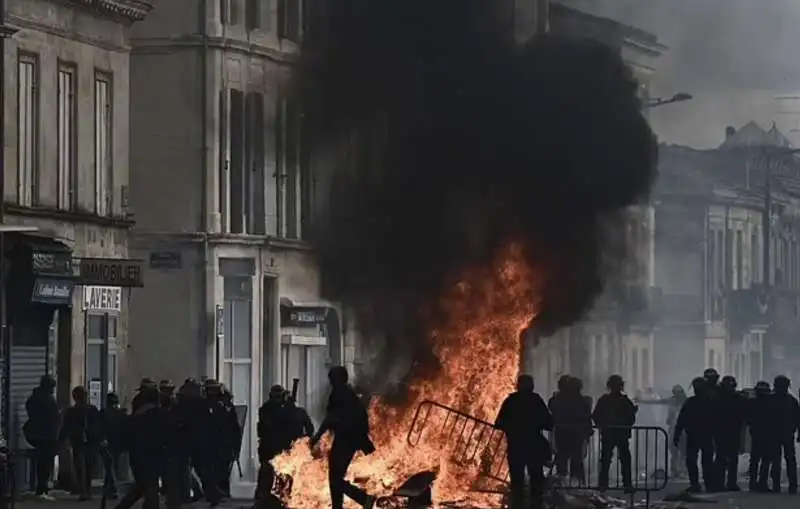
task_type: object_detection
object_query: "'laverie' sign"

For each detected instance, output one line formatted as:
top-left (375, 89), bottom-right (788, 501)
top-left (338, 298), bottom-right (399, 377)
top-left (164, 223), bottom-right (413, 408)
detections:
top-left (83, 286), bottom-right (122, 313)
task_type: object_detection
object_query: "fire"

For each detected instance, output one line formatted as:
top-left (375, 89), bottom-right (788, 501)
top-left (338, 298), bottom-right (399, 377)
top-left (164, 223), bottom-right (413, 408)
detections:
top-left (272, 243), bottom-right (542, 508)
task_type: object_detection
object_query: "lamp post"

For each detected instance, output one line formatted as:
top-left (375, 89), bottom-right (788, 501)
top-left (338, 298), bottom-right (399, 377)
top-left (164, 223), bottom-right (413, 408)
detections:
top-left (645, 92), bottom-right (693, 110)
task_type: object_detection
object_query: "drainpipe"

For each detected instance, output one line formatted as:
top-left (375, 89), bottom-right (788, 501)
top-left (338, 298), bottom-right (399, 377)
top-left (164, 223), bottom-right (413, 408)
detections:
top-left (199, 0), bottom-right (213, 378)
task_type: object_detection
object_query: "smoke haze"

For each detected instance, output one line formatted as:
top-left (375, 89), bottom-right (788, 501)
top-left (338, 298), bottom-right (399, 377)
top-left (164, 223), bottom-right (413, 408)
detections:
top-left (561, 0), bottom-right (800, 148)
top-left (294, 0), bottom-right (658, 390)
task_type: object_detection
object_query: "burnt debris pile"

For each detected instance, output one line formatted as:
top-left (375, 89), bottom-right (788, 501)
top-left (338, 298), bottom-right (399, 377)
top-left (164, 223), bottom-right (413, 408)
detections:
top-left (291, 0), bottom-right (658, 389)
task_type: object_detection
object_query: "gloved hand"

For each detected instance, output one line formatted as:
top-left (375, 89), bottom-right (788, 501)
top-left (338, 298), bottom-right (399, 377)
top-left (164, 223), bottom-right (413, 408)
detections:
top-left (672, 436), bottom-right (680, 448)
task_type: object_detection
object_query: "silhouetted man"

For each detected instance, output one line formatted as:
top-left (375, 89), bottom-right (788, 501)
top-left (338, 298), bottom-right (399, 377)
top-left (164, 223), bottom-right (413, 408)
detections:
top-left (100, 392), bottom-right (127, 499)
top-left (770, 375), bottom-right (799, 493)
top-left (311, 366), bottom-right (376, 509)
top-left (746, 381), bottom-right (777, 492)
top-left (495, 374), bottom-right (553, 509)
top-left (675, 377), bottom-right (716, 493)
top-left (548, 376), bottom-right (591, 483)
top-left (592, 374), bottom-right (636, 493)
top-left (713, 376), bottom-right (745, 491)
top-left (254, 385), bottom-right (291, 508)
top-left (115, 384), bottom-right (166, 509)
top-left (60, 386), bottom-right (101, 500)
top-left (23, 375), bottom-right (60, 500)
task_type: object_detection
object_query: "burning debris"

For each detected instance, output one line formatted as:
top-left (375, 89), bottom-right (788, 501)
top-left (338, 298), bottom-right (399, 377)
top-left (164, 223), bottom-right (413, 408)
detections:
top-left (270, 0), bottom-right (659, 506)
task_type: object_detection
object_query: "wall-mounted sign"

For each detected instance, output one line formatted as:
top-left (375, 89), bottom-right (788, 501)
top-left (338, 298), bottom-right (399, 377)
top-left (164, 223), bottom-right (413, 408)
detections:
top-left (215, 305), bottom-right (225, 338)
top-left (83, 286), bottom-right (122, 313)
top-left (150, 251), bottom-right (182, 269)
top-left (280, 334), bottom-right (327, 347)
top-left (32, 250), bottom-right (75, 278)
top-left (280, 306), bottom-right (329, 327)
top-left (77, 258), bottom-right (144, 287)
top-left (31, 278), bottom-right (74, 305)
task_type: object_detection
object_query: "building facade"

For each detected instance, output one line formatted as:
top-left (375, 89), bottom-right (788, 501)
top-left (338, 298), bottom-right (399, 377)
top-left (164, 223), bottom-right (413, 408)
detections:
top-left (128, 0), bottom-right (350, 484)
top-left (657, 122), bottom-right (800, 391)
top-left (0, 0), bottom-right (150, 452)
top-left (524, 3), bottom-right (665, 399)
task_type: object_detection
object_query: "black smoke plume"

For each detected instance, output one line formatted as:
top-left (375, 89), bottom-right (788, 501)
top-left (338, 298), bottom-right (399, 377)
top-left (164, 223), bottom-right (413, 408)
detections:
top-left (293, 0), bottom-right (658, 389)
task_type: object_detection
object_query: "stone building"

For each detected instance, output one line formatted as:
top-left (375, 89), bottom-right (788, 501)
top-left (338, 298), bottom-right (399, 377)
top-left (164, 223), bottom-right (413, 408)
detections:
top-left (657, 122), bottom-right (800, 390)
top-left (127, 0), bottom-right (349, 484)
top-left (524, 3), bottom-right (665, 399)
top-left (0, 0), bottom-right (150, 452)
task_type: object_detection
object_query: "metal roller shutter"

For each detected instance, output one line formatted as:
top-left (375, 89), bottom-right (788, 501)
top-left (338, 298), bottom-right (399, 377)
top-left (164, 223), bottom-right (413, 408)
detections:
top-left (9, 345), bottom-right (47, 449)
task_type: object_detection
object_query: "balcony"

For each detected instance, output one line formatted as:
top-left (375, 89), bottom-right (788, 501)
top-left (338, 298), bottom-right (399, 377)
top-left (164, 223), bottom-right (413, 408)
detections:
top-left (599, 283), bottom-right (663, 328)
top-left (727, 284), bottom-right (800, 335)
top-left (661, 293), bottom-right (705, 324)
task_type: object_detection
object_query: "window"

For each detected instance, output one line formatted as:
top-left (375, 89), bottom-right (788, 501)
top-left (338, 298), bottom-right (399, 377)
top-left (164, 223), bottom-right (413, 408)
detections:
top-left (57, 64), bottom-right (77, 210)
top-left (229, 89), bottom-right (245, 233)
top-left (751, 231), bottom-right (760, 284)
top-left (735, 229), bottom-right (743, 289)
top-left (245, 0), bottom-right (261, 30)
top-left (221, 0), bottom-right (241, 25)
top-left (245, 92), bottom-right (266, 234)
top-left (278, 98), bottom-right (309, 239)
top-left (219, 90), bottom-right (229, 232)
top-left (17, 53), bottom-right (39, 206)
top-left (278, 0), bottom-right (302, 42)
top-left (94, 73), bottom-right (113, 216)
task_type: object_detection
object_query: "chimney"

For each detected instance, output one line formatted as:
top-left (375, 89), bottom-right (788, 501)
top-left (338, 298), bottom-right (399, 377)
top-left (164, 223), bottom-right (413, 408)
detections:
top-left (725, 126), bottom-right (736, 140)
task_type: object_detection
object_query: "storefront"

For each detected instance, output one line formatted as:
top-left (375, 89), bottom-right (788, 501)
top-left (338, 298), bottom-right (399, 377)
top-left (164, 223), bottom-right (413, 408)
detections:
top-left (82, 285), bottom-right (122, 408)
top-left (279, 302), bottom-right (342, 424)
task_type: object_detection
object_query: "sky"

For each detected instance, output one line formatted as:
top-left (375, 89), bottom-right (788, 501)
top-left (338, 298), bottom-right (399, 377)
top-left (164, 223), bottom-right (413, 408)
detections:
top-left (559, 0), bottom-right (800, 148)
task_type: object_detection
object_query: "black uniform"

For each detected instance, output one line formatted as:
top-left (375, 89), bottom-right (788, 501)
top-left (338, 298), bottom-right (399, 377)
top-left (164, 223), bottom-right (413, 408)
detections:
top-left (746, 382), bottom-right (777, 492)
top-left (312, 366), bottom-right (375, 509)
top-left (100, 393), bottom-right (128, 498)
top-left (115, 389), bottom-right (167, 509)
top-left (60, 387), bottom-right (101, 500)
top-left (548, 378), bottom-right (591, 482)
top-left (495, 375), bottom-right (553, 509)
top-left (674, 378), bottom-right (715, 492)
top-left (592, 376), bottom-right (636, 492)
top-left (255, 387), bottom-right (293, 508)
top-left (23, 376), bottom-right (60, 497)
top-left (771, 376), bottom-right (800, 493)
top-left (175, 379), bottom-right (205, 503)
top-left (712, 378), bottom-right (746, 491)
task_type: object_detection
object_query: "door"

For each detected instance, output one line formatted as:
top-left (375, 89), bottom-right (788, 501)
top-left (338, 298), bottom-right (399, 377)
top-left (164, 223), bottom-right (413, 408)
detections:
top-left (281, 343), bottom-right (328, 426)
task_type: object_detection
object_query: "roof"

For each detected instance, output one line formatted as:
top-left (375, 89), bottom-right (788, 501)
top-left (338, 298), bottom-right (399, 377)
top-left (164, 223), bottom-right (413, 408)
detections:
top-left (719, 121), bottom-right (793, 150)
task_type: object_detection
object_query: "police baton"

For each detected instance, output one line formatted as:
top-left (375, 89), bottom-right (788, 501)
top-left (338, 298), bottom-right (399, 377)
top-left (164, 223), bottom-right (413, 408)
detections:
top-left (236, 458), bottom-right (244, 478)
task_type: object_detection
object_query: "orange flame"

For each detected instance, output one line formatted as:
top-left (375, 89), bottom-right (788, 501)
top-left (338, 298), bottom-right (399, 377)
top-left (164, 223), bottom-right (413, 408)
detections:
top-left (272, 242), bottom-right (542, 507)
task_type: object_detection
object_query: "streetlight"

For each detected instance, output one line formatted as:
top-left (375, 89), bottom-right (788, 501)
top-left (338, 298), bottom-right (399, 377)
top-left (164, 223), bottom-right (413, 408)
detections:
top-left (645, 92), bottom-right (693, 109)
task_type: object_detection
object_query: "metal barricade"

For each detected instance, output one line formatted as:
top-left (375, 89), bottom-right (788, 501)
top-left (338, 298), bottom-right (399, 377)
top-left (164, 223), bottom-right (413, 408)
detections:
top-left (407, 400), bottom-right (670, 507)
top-left (546, 425), bottom-right (669, 502)
top-left (407, 400), bottom-right (510, 486)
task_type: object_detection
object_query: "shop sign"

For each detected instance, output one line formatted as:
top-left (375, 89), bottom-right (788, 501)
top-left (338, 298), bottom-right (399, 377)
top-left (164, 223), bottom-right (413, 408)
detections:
top-left (32, 250), bottom-right (75, 278)
top-left (280, 306), bottom-right (329, 327)
top-left (83, 286), bottom-right (122, 313)
top-left (77, 258), bottom-right (144, 287)
top-left (31, 278), bottom-right (74, 305)
top-left (281, 334), bottom-right (327, 347)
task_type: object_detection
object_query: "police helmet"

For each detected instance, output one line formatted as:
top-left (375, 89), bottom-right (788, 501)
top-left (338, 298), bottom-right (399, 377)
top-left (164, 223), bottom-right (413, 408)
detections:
top-left (774, 375), bottom-right (791, 392)
top-left (159, 380), bottom-right (175, 393)
top-left (754, 380), bottom-right (771, 394)
top-left (720, 375), bottom-right (737, 391)
top-left (606, 374), bottom-right (624, 391)
top-left (703, 368), bottom-right (719, 384)
top-left (691, 376), bottom-right (706, 394)
top-left (139, 377), bottom-right (157, 390)
top-left (204, 378), bottom-right (222, 396)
